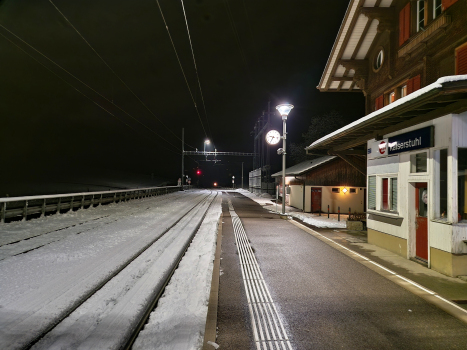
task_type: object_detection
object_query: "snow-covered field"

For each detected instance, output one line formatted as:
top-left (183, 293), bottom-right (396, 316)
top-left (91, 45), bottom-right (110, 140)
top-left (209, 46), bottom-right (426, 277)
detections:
top-left (0, 190), bottom-right (222, 350)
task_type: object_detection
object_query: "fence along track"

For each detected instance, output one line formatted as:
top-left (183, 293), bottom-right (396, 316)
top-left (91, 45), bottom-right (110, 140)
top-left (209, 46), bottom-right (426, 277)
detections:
top-left (0, 185), bottom-right (181, 223)
top-left (228, 199), bottom-right (293, 350)
top-left (8, 191), bottom-right (214, 350)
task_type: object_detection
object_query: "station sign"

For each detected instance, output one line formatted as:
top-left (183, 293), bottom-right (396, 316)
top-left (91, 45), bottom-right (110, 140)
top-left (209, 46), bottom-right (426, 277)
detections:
top-left (367, 139), bottom-right (389, 159)
top-left (367, 126), bottom-right (434, 159)
top-left (387, 126), bottom-right (434, 155)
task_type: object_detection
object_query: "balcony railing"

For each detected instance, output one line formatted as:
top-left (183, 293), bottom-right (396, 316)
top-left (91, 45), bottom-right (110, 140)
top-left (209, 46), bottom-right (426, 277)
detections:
top-left (398, 13), bottom-right (451, 58)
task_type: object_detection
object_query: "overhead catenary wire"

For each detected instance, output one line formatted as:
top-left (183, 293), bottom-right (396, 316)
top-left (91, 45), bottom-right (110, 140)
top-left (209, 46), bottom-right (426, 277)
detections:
top-left (0, 24), bottom-right (182, 154)
top-left (0, 30), bottom-right (182, 157)
top-left (156, 0), bottom-right (209, 140)
top-left (179, 0), bottom-right (213, 140)
top-left (223, 0), bottom-right (250, 73)
top-left (48, 0), bottom-right (195, 150)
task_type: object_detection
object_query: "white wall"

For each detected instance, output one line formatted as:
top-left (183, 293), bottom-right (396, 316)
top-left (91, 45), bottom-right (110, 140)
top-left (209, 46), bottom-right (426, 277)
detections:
top-left (289, 185), bottom-right (365, 213)
top-left (367, 112), bottom-right (467, 255)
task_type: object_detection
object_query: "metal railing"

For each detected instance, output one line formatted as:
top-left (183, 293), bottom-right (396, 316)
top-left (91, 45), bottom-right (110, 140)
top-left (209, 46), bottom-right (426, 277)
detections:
top-left (0, 186), bottom-right (181, 223)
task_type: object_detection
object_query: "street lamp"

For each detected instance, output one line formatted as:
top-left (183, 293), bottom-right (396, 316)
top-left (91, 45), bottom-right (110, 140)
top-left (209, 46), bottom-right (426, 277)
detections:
top-left (204, 139), bottom-right (210, 160)
top-left (232, 175), bottom-right (235, 189)
top-left (276, 103), bottom-right (294, 216)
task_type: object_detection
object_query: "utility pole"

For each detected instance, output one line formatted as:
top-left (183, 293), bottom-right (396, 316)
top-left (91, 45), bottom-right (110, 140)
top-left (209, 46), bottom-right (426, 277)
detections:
top-left (242, 162), bottom-right (244, 189)
top-left (181, 128), bottom-right (184, 188)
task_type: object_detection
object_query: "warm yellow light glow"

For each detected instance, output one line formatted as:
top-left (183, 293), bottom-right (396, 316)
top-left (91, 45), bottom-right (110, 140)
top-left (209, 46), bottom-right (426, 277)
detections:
top-left (213, 182), bottom-right (217, 187)
top-left (205, 139), bottom-right (211, 145)
top-left (342, 187), bottom-right (348, 194)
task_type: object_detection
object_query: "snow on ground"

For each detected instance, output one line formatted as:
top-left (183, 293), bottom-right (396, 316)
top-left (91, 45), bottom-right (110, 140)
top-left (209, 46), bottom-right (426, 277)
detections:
top-left (236, 189), bottom-right (347, 228)
top-left (0, 190), bottom-right (222, 349)
top-left (133, 194), bottom-right (222, 350)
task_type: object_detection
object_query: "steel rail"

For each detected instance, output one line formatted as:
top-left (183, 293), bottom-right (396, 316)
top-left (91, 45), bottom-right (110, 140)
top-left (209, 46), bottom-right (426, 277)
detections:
top-left (122, 191), bottom-right (218, 350)
top-left (19, 191), bottom-right (214, 350)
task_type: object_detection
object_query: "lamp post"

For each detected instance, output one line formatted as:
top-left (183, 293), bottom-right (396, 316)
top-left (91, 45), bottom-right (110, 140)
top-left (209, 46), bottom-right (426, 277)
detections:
top-left (276, 103), bottom-right (294, 216)
top-left (204, 139), bottom-right (210, 160)
top-left (232, 175), bottom-right (235, 189)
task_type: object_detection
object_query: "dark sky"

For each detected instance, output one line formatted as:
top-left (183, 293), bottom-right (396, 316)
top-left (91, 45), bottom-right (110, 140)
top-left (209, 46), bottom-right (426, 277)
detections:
top-left (0, 0), bottom-right (364, 196)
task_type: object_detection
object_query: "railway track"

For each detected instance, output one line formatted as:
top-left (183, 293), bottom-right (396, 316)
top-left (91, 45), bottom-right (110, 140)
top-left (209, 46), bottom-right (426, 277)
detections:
top-left (0, 190), bottom-right (218, 349)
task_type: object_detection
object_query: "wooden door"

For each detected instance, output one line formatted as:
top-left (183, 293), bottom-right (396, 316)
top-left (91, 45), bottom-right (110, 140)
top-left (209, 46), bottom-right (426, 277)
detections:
top-left (415, 183), bottom-right (428, 261)
top-left (311, 188), bottom-right (322, 213)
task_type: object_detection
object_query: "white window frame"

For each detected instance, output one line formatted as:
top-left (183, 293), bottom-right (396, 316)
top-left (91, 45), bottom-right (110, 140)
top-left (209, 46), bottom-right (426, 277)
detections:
top-left (433, 0), bottom-right (442, 19)
top-left (400, 85), bottom-right (407, 98)
top-left (381, 176), bottom-right (398, 213)
top-left (417, 1), bottom-right (425, 32)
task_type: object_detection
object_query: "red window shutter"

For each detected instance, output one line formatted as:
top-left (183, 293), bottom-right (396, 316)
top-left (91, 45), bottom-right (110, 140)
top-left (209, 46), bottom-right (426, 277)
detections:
top-left (406, 75), bottom-right (421, 95)
top-left (412, 75), bottom-right (421, 92)
top-left (375, 95), bottom-right (384, 111)
top-left (382, 178), bottom-right (389, 210)
top-left (406, 78), bottom-right (414, 95)
top-left (457, 45), bottom-right (467, 75)
top-left (399, 7), bottom-right (405, 46)
top-left (404, 4), bottom-right (410, 43)
top-left (442, 0), bottom-right (458, 10)
top-left (399, 3), bottom-right (411, 46)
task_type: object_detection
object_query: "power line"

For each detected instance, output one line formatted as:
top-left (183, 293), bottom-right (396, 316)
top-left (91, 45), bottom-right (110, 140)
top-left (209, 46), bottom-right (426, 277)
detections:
top-left (223, 0), bottom-right (249, 71)
top-left (0, 24), bottom-right (182, 154)
top-left (156, 0), bottom-right (209, 140)
top-left (48, 0), bottom-right (195, 150)
top-left (179, 0), bottom-right (213, 139)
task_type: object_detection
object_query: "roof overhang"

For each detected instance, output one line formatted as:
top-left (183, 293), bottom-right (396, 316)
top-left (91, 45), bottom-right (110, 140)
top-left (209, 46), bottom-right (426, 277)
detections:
top-left (318, 0), bottom-right (394, 92)
top-left (307, 76), bottom-right (467, 155)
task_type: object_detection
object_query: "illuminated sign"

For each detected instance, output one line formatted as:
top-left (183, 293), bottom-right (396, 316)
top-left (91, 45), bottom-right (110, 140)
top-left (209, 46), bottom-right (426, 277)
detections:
top-left (387, 126), bottom-right (434, 155)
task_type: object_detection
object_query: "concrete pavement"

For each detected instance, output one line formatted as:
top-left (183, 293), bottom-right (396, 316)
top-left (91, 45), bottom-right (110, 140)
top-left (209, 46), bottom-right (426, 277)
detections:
top-left (211, 191), bottom-right (467, 350)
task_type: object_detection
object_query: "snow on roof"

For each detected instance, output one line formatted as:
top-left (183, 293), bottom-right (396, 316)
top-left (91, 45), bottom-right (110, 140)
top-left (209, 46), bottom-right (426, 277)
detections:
top-left (271, 156), bottom-right (336, 177)
top-left (307, 75), bottom-right (467, 149)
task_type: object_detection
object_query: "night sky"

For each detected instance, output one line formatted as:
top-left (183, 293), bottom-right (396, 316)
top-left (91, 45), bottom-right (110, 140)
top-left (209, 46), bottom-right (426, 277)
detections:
top-left (1, 0), bottom-right (365, 196)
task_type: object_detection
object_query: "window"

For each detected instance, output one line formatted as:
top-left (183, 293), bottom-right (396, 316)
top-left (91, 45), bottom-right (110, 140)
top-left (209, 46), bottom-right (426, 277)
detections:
top-left (399, 3), bottom-right (411, 46)
top-left (417, 1), bottom-right (425, 32)
top-left (400, 85), bottom-right (407, 98)
top-left (368, 176), bottom-right (376, 210)
top-left (456, 43), bottom-right (467, 75)
top-left (391, 178), bottom-right (398, 211)
top-left (458, 148), bottom-right (467, 222)
top-left (332, 188), bottom-right (340, 193)
top-left (434, 0), bottom-right (442, 18)
top-left (435, 149), bottom-right (448, 219)
top-left (411, 152), bottom-right (428, 173)
top-left (349, 188), bottom-right (356, 194)
top-left (374, 50), bottom-right (384, 70)
top-left (389, 92), bottom-right (395, 104)
top-left (382, 177), bottom-right (398, 211)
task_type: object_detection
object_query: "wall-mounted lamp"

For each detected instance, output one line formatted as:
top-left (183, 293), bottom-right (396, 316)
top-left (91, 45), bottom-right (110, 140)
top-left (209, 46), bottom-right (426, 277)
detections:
top-left (342, 187), bottom-right (348, 194)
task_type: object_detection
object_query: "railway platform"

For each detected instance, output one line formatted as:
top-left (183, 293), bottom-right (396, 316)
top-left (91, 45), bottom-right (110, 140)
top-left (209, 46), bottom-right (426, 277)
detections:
top-left (206, 191), bottom-right (467, 350)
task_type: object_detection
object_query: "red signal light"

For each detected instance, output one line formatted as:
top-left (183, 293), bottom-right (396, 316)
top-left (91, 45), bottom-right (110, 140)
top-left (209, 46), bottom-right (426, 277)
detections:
top-left (196, 169), bottom-right (201, 175)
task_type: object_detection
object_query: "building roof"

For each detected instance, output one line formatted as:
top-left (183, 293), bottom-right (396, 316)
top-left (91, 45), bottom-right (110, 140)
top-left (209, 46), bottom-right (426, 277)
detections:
top-left (271, 156), bottom-right (336, 177)
top-left (318, 0), bottom-right (393, 92)
top-left (307, 75), bottom-right (467, 154)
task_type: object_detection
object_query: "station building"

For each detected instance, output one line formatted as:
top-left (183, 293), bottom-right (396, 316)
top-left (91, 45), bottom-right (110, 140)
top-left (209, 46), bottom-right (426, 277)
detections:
top-left (272, 156), bottom-right (366, 214)
top-left (307, 0), bottom-right (467, 276)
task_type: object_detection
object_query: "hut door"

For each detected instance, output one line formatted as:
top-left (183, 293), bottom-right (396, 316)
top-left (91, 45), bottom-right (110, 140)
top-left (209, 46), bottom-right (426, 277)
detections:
top-left (415, 183), bottom-right (428, 261)
top-left (311, 188), bottom-right (322, 213)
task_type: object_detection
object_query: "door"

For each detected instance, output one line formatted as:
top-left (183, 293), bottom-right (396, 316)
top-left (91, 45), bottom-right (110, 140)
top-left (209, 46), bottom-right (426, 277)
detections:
top-left (311, 188), bottom-right (322, 213)
top-left (415, 183), bottom-right (428, 261)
